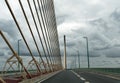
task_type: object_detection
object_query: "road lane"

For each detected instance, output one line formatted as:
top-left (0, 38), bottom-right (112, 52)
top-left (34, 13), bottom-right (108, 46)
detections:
top-left (41, 70), bottom-right (120, 83)
top-left (77, 71), bottom-right (120, 83)
top-left (41, 70), bottom-right (84, 83)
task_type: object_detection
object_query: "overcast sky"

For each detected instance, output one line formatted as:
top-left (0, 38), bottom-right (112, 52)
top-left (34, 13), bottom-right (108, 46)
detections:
top-left (1, 0), bottom-right (120, 68)
top-left (54, 0), bottom-right (120, 58)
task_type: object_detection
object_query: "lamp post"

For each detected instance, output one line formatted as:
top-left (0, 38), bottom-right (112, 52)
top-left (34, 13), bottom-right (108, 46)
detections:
top-left (64, 35), bottom-right (67, 69)
top-left (18, 39), bottom-right (21, 72)
top-left (77, 51), bottom-right (80, 69)
top-left (83, 37), bottom-right (90, 69)
top-left (73, 48), bottom-right (80, 69)
top-left (74, 55), bottom-right (77, 69)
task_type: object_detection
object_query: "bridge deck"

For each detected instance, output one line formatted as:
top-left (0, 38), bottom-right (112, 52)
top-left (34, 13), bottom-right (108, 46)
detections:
top-left (41, 70), bottom-right (84, 83)
top-left (41, 70), bottom-right (120, 83)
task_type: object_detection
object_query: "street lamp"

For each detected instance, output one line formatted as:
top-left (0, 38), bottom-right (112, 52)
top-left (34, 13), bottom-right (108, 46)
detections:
top-left (73, 48), bottom-right (80, 69)
top-left (83, 37), bottom-right (90, 69)
top-left (18, 39), bottom-right (21, 72)
top-left (64, 35), bottom-right (67, 69)
top-left (77, 51), bottom-right (80, 69)
top-left (75, 56), bottom-right (77, 69)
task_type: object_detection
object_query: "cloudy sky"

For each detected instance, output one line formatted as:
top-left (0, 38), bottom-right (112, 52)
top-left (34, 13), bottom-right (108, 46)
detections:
top-left (1, 0), bottom-right (120, 68)
top-left (53, 0), bottom-right (120, 68)
top-left (54, 0), bottom-right (120, 57)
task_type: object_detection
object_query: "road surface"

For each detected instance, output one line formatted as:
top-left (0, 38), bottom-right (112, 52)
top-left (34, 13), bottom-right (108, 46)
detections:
top-left (41, 70), bottom-right (120, 83)
top-left (76, 71), bottom-right (120, 83)
top-left (41, 70), bottom-right (84, 83)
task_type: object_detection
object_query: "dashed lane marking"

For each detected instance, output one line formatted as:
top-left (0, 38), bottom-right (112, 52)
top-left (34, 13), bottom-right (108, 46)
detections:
top-left (71, 70), bottom-right (80, 77)
top-left (80, 77), bottom-right (86, 81)
top-left (70, 70), bottom-right (90, 83)
top-left (77, 75), bottom-right (80, 77)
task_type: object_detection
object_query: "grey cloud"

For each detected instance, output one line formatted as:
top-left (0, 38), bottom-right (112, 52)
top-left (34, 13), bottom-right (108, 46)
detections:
top-left (20, 53), bottom-right (38, 57)
top-left (56, 15), bottom-right (69, 25)
top-left (105, 48), bottom-right (120, 58)
top-left (2, 46), bottom-right (10, 51)
top-left (0, 48), bottom-right (12, 57)
top-left (0, 19), bottom-right (19, 39)
top-left (89, 18), bottom-right (108, 30)
top-left (93, 45), bottom-right (110, 51)
top-left (63, 7), bottom-right (120, 58)
top-left (0, 52), bottom-right (4, 56)
top-left (66, 42), bottom-right (75, 48)
top-left (89, 51), bottom-right (102, 57)
top-left (110, 8), bottom-right (120, 21)
top-left (0, 20), bottom-right (41, 56)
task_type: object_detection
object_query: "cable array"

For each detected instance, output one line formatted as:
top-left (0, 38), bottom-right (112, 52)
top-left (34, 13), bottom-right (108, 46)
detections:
top-left (0, 0), bottom-right (62, 81)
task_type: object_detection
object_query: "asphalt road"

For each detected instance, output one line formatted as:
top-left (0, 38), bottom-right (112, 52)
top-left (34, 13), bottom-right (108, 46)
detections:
top-left (41, 70), bottom-right (84, 83)
top-left (76, 71), bottom-right (120, 83)
top-left (41, 70), bottom-right (120, 83)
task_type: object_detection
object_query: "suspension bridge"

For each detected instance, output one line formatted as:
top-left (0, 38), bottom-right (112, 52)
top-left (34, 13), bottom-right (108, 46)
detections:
top-left (0, 0), bottom-right (120, 83)
top-left (0, 0), bottom-right (62, 82)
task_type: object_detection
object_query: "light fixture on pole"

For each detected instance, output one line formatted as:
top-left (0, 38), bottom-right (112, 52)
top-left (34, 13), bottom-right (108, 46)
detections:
top-left (64, 35), bottom-right (67, 69)
top-left (83, 36), bottom-right (90, 69)
top-left (18, 39), bottom-right (22, 72)
top-left (77, 51), bottom-right (80, 69)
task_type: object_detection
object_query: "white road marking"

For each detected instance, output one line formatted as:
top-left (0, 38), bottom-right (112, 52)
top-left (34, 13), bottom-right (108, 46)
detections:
top-left (77, 75), bottom-right (80, 77)
top-left (80, 77), bottom-right (86, 81)
top-left (71, 70), bottom-right (80, 77)
top-left (70, 70), bottom-right (90, 83)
